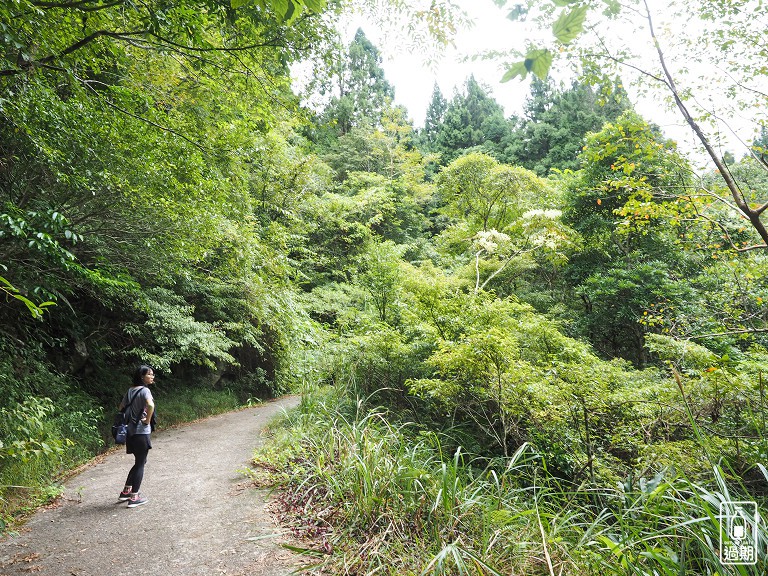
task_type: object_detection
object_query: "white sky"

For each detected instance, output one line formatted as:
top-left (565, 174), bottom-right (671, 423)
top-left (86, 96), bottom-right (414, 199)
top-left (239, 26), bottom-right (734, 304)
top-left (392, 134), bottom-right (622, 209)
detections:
top-left (325, 0), bottom-right (766, 169)
top-left (339, 2), bottom-right (532, 127)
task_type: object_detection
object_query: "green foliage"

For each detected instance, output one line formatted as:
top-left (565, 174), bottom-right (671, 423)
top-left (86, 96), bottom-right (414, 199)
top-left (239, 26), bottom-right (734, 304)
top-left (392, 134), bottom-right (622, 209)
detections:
top-left (429, 77), bottom-right (511, 165)
top-left (436, 153), bottom-right (544, 232)
top-left (3, 1), bottom-right (768, 570)
top-left (0, 0), bottom-right (338, 532)
top-left (153, 387), bottom-right (241, 426)
top-left (419, 83), bottom-right (448, 153)
top-left (552, 5), bottom-right (588, 44)
top-left (0, 398), bottom-right (65, 465)
top-left (502, 0), bottom-right (768, 246)
top-left (0, 393), bottom-right (102, 529)
top-left (434, 153), bottom-right (575, 295)
top-left (0, 275), bottom-right (54, 319)
top-left (501, 78), bottom-right (631, 175)
top-left (124, 287), bottom-right (238, 372)
top-left (357, 240), bottom-right (405, 324)
top-left (232, 0), bottom-right (326, 22)
top-left (559, 111), bottom-right (699, 364)
top-left (501, 47), bottom-right (553, 81)
top-left (318, 28), bottom-right (395, 136)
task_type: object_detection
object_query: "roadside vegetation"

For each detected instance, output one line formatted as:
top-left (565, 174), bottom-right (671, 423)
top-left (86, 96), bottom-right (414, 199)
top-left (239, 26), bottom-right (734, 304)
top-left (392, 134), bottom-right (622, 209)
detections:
top-left (258, 385), bottom-right (767, 574)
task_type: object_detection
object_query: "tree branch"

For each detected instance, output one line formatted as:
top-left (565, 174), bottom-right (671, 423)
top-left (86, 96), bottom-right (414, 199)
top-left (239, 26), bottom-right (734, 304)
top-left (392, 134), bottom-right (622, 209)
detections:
top-left (31, 0), bottom-right (123, 11)
top-left (1, 29), bottom-right (148, 76)
top-left (76, 74), bottom-right (207, 152)
top-left (148, 31), bottom-right (287, 53)
top-left (687, 328), bottom-right (768, 340)
top-left (642, 0), bottom-right (768, 248)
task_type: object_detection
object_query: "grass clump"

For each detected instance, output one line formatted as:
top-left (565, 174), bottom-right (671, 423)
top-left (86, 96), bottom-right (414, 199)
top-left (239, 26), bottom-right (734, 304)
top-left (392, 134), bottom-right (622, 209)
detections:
top-left (256, 386), bottom-right (768, 575)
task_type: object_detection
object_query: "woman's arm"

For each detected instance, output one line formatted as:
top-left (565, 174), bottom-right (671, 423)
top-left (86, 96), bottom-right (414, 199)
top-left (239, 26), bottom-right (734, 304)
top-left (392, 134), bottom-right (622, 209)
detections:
top-left (142, 398), bottom-right (155, 424)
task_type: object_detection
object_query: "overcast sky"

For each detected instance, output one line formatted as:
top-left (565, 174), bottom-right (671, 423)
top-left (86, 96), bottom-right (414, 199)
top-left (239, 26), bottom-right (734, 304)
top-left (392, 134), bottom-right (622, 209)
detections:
top-left (339, 2), bottom-right (531, 127)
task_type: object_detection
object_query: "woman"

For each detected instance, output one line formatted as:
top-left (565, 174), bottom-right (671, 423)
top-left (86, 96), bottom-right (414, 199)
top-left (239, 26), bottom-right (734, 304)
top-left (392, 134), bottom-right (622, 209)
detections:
top-left (117, 364), bottom-right (156, 508)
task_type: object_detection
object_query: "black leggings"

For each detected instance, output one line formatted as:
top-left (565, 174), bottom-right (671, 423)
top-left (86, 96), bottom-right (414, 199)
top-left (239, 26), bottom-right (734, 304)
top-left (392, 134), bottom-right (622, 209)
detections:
top-left (125, 434), bottom-right (150, 493)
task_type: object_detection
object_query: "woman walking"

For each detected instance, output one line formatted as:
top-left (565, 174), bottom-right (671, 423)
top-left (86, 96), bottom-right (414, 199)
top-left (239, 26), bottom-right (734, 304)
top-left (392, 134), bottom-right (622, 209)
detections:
top-left (117, 364), bottom-right (155, 508)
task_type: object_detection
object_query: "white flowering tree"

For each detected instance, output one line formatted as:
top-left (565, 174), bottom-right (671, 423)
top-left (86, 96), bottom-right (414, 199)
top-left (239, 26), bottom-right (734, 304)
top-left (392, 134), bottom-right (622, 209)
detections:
top-left (434, 153), bottom-right (577, 294)
top-left (471, 210), bottom-right (576, 293)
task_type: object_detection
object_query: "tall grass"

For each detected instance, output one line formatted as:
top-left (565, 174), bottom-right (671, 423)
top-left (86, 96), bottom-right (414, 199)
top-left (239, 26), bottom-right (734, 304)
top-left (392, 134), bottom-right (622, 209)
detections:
top-left (258, 386), bottom-right (768, 575)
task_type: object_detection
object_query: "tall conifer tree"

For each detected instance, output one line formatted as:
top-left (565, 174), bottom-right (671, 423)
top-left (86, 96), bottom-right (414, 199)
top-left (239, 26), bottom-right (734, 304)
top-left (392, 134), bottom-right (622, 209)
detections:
top-left (323, 28), bottom-right (395, 135)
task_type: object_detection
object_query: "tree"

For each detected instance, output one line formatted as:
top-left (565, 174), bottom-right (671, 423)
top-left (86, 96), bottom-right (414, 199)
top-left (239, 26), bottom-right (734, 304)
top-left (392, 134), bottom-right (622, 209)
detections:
top-left (434, 153), bottom-right (574, 295)
top-left (358, 240), bottom-right (404, 324)
top-left (433, 76), bottom-right (511, 164)
top-left (436, 153), bottom-right (548, 232)
top-left (320, 28), bottom-right (395, 135)
top-left (418, 82), bottom-right (448, 152)
top-left (561, 111), bottom-right (698, 364)
top-left (0, 0), bottom-right (335, 396)
top-left (502, 77), bottom-right (631, 175)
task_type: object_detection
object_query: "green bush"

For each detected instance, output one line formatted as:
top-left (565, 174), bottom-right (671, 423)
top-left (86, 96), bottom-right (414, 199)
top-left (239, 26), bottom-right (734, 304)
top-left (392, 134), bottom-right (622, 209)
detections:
top-left (153, 387), bottom-right (241, 427)
top-left (0, 394), bottom-right (102, 529)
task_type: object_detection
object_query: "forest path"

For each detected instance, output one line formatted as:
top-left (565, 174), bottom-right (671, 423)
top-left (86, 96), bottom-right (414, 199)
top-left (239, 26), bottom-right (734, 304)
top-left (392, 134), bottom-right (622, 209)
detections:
top-left (0, 396), bottom-right (300, 576)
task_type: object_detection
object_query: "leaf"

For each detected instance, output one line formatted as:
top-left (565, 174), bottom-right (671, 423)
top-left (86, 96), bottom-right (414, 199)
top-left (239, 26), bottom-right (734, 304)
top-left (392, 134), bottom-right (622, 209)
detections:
top-left (524, 49), bottom-right (553, 80)
top-left (271, 0), bottom-right (289, 20)
top-left (553, 5), bottom-right (587, 44)
top-left (280, 543), bottom-right (325, 557)
top-left (507, 4), bottom-right (528, 20)
top-left (502, 47), bottom-right (554, 81)
top-left (283, 0), bottom-right (296, 22)
top-left (501, 61), bottom-right (530, 82)
top-left (230, 0), bottom-right (250, 8)
top-left (303, 0), bottom-right (326, 11)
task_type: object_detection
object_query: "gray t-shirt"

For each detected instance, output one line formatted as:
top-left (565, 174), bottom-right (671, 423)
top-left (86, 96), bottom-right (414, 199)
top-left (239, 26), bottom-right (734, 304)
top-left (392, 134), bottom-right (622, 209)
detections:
top-left (123, 386), bottom-right (154, 435)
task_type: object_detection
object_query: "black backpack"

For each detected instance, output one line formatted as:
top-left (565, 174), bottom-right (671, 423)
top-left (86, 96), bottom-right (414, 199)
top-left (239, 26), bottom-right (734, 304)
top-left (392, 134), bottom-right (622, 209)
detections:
top-left (111, 386), bottom-right (145, 444)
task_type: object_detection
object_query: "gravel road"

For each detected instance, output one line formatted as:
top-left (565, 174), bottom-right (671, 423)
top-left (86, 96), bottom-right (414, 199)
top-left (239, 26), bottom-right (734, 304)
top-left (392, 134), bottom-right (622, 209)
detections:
top-left (0, 395), bottom-right (301, 576)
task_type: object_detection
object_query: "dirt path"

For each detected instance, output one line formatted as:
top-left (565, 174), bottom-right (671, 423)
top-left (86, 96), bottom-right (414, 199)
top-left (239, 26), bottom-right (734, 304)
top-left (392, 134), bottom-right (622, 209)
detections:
top-left (0, 396), bottom-right (301, 576)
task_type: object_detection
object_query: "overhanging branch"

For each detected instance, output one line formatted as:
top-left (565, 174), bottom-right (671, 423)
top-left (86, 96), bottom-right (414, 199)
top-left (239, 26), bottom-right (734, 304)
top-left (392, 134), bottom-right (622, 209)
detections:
top-left (642, 0), bottom-right (768, 249)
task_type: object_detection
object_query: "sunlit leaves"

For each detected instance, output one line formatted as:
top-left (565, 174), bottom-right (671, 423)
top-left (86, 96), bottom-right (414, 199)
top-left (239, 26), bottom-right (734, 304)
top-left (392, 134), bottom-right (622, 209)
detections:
top-left (436, 152), bottom-right (549, 232)
top-left (501, 61), bottom-right (530, 82)
top-left (0, 276), bottom-right (55, 319)
top-left (125, 287), bottom-right (237, 371)
top-left (645, 333), bottom-right (719, 371)
top-left (230, 0), bottom-right (326, 22)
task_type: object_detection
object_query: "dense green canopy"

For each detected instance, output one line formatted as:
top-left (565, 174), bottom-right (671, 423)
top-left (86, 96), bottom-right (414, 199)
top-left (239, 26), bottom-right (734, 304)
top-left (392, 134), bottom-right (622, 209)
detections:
top-left (2, 6), bottom-right (768, 573)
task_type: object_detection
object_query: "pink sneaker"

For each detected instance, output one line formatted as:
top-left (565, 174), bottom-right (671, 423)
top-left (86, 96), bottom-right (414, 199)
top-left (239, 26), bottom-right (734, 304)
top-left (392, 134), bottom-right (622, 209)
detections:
top-left (127, 494), bottom-right (148, 508)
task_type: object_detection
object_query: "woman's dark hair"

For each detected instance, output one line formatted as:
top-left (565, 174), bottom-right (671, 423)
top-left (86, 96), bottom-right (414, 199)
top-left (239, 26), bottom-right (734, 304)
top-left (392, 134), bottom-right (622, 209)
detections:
top-left (132, 364), bottom-right (154, 386)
